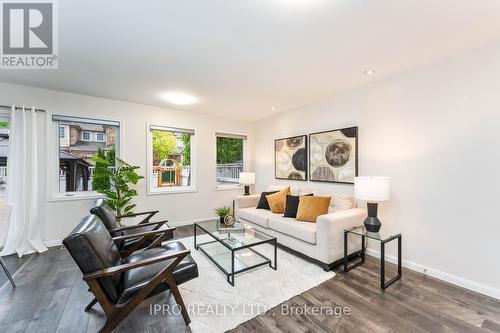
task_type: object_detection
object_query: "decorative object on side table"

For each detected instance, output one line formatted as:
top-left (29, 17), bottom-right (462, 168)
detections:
top-left (214, 206), bottom-right (232, 224)
top-left (309, 127), bottom-right (358, 184)
top-left (275, 135), bottom-right (307, 181)
top-left (239, 172), bottom-right (255, 196)
top-left (344, 226), bottom-right (401, 289)
top-left (354, 176), bottom-right (391, 232)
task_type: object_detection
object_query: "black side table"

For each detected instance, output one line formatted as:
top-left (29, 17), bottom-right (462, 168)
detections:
top-left (344, 226), bottom-right (402, 289)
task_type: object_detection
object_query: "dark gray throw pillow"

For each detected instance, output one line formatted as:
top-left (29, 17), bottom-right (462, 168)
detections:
top-left (256, 191), bottom-right (279, 210)
top-left (283, 193), bottom-right (313, 218)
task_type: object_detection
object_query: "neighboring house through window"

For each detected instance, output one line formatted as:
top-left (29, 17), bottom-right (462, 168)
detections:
top-left (52, 115), bottom-right (120, 195)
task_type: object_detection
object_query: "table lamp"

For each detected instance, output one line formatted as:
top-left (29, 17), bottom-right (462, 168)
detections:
top-left (354, 177), bottom-right (391, 232)
top-left (239, 172), bottom-right (255, 196)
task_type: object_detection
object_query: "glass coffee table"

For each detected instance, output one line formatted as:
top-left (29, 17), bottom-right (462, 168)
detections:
top-left (194, 219), bottom-right (277, 286)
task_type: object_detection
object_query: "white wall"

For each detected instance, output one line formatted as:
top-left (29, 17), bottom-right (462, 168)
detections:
top-left (254, 42), bottom-right (500, 298)
top-left (0, 82), bottom-right (254, 249)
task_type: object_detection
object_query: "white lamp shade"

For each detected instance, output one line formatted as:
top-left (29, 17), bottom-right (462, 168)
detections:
top-left (239, 172), bottom-right (255, 185)
top-left (354, 177), bottom-right (391, 202)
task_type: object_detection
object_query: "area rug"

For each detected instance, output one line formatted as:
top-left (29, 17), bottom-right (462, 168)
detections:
top-left (175, 235), bottom-right (335, 333)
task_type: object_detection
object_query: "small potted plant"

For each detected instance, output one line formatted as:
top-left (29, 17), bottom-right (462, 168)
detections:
top-left (215, 206), bottom-right (232, 224)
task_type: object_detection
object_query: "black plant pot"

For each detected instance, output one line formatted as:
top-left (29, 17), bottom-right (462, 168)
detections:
top-left (219, 216), bottom-right (225, 224)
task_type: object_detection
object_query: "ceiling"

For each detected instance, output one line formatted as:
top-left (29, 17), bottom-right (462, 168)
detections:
top-left (1, 0), bottom-right (500, 121)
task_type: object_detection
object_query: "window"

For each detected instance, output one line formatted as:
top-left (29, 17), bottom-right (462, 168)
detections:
top-left (96, 132), bottom-right (104, 142)
top-left (147, 125), bottom-right (194, 193)
top-left (0, 115), bottom-right (10, 199)
top-left (52, 115), bottom-right (120, 194)
top-left (59, 126), bottom-right (65, 138)
top-left (215, 132), bottom-right (246, 187)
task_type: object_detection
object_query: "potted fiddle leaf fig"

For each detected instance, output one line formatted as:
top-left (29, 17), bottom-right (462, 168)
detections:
top-left (91, 157), bottom-right (144, 222)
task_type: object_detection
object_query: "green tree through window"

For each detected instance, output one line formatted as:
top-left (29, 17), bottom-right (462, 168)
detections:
top-left (181, 133), bottom-right (191, 165)
top-left (217, 137), bottom-right (243, 164)
top-left (152, 130), bottom-right (177, 163)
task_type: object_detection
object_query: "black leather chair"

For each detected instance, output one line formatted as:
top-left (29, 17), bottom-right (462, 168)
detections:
top-left (90, 199), bottom-right (173, 256)
top-left (63, 215), bottom-right (198, 333)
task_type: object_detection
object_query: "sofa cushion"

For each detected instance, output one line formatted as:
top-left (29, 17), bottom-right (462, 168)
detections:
top-left (256, 190), bottom-right (279, 210)
top-left (332, 194), bottom-right (356, 210)
top-left (268, 217), bottom-right (317, 244)
top-left (283, 194), bottom-right (313, 218)
top-left (237, 207), bottom-right (276, 228)
top-left (296, 196), bottom-right (331, 222)
top-left (312, 191), bottom-right (356, 211)
top-left (266, 187), bottom-right (290, 213)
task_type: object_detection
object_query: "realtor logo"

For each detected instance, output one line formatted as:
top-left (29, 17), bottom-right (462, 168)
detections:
top-left (1, 0), bottom-right (58, 69)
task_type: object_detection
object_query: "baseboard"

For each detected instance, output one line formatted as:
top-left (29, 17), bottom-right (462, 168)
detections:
top-left (365, 248), bottom-right (500, 300)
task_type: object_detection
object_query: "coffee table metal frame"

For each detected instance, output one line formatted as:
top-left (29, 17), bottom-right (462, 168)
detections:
top-left (194, 222), bottom-right (277, 286)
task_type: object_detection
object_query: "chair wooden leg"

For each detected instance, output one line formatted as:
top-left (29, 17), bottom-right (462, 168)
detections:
top-left (98, 319), bottom-right (118, 333)
top-left (166, 276), bottom-right (191, 325)
top-left (85, 298), bottom-right (98, 311)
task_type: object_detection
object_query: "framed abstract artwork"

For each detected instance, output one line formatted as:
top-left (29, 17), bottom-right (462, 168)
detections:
top-left (309, 126), bottom-right (358, 184)
top-left (275, 135), bottom-right (308, 181)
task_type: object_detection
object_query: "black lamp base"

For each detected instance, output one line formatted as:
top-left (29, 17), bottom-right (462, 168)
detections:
top-left (244, 185), bottom-right (250, 196)
top-left (364, 202), bottom-right (382, 232)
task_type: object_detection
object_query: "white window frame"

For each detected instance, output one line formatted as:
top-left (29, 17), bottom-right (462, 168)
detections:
top-left (81, 131), bottom-right (91, 141)
top-left (48, 114), bottom-right (121, 201)
top-left (146, 123), bottom-right (197, 195)
top-left (214, 131), bottom-right (248, 190)
top-left (96, 132), bottom-right (104, 142)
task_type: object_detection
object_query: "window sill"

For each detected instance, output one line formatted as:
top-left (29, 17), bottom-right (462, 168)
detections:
top-left (213, 185), bottom-right (243, 192)
top-left (47, 192), bottom-right (104, 202)
top-left (147, 188), bottom-right (199, 196)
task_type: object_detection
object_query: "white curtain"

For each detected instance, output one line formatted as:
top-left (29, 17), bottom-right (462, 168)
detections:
top-left (7, 106), bottom-right (47, 257)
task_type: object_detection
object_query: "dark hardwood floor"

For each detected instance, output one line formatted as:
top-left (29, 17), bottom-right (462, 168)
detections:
top-left (0, 224), bottom-right (499, 333)
top-left (0, 252), bottom-right (32, 287)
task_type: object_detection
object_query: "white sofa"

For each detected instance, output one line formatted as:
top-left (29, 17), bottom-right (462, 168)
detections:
top-left (235, 186), bottom-right (365, 270)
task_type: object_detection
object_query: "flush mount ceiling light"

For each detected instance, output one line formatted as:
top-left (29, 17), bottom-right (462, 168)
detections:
top-left (161, 92), bottom-right (197, 105)
top-left (364, 69), bottom-right (375, 75)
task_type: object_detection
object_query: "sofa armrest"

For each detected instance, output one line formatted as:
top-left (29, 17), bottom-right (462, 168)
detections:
top-left (315, 208), bottom-right (366, 263)
top-left (235, 194), bottom-right (260, 210)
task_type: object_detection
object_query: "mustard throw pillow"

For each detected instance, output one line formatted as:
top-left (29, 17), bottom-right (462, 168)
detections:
top-left (266, 187), bottom-right (290, 214)
top-left (296, 196), bottom-right (331, 222)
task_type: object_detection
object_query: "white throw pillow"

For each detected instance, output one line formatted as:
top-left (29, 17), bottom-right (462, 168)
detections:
top-left (315, 191), bottom-right (356, 210)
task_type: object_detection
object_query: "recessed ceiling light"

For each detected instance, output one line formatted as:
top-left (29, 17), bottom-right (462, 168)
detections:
top-left (364, 69), bottom-right (375, 75)
top-left (271, 107), bottom-right (275, 111)
top-left (161, 92), bottom-right (197, 105)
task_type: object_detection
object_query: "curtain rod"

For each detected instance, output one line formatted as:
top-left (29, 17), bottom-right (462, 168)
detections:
top-left (0, 104), bottom-right (46, 113)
